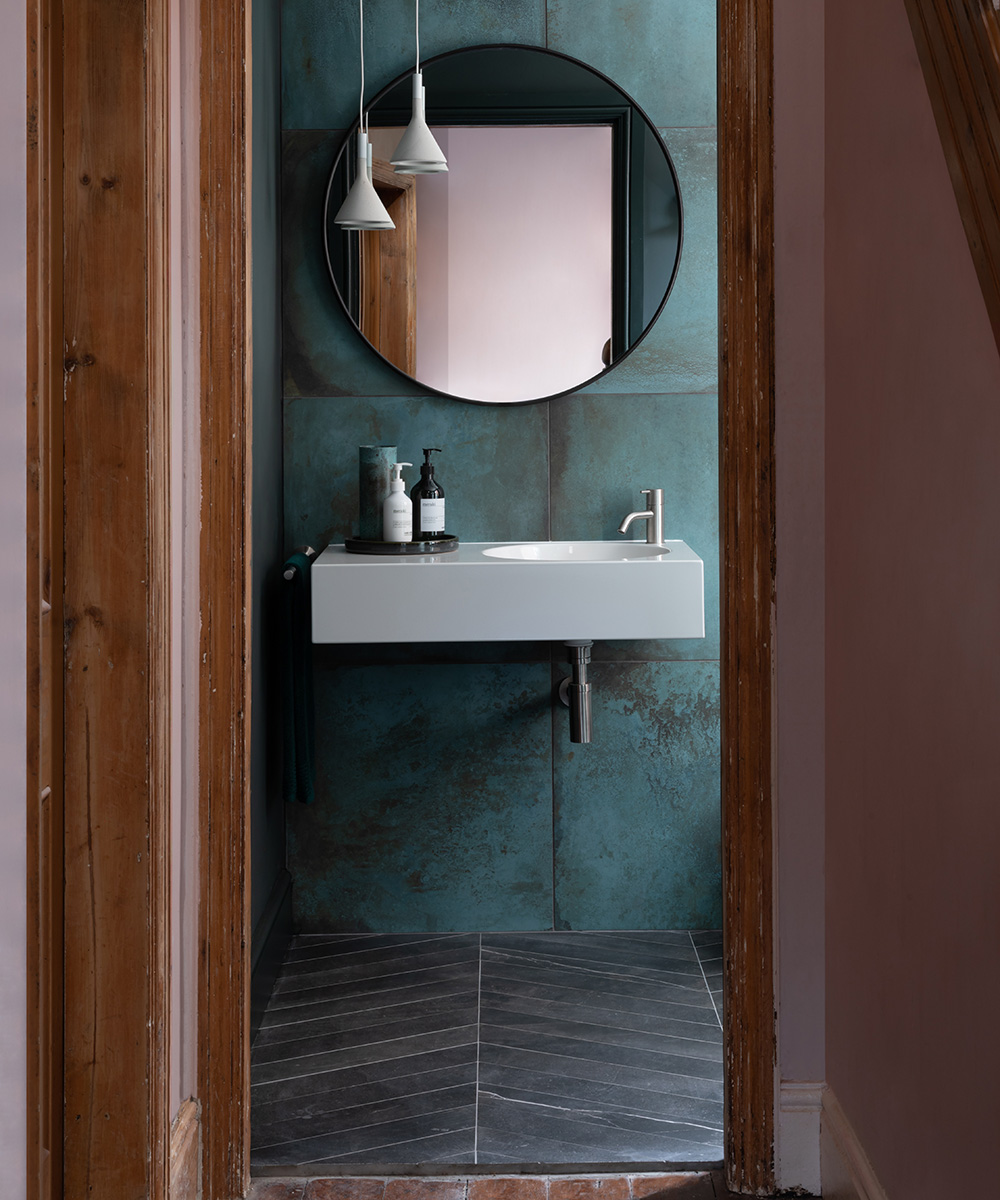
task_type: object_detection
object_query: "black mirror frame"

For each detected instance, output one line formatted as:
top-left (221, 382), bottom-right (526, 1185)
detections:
top-left (322, 43), bottom-right (684, 407)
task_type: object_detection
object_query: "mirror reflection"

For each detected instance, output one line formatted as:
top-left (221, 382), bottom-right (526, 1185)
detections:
top-left (324, 46), bottom-right (682, 405)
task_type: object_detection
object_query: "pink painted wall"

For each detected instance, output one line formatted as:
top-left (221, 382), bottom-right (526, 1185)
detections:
top-left (825, 2), bottom-right (1000, 1194)
top-left (415, 125), bottom-right (612, 402)
top-left (0, 0), bottom-right (26, 1189)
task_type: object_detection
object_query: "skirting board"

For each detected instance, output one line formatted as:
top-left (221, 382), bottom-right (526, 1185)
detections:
top-left (251, 867), bottom-right (293, 1043)
top-left (776, 1081), bottom-right (823, 1195)
top-left (821, 1087), bottom-right (889, 1200)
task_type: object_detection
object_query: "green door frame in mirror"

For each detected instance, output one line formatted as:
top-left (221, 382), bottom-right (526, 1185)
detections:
top-left (323, 43), bottom-right (683, 406)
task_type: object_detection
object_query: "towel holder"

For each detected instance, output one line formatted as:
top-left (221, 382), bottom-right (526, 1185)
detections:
top-left (283, 544), bottom-right (317, 580)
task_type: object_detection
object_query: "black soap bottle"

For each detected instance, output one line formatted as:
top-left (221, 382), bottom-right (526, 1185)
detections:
top-left (411, 448), bottom-right (446, 538)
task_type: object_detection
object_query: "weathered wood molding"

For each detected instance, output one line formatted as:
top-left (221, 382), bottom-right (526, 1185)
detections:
top-left (169, 1099), bottom-right (202, 1200)
top-left (904, 0), bottom-right (1000, 353)
top-left (718, 0), bottom-right (777, 1193)
top-left (197, 0), bottom-right (253, 1194)
top-left (59, 0), bottom-right (172, 1189)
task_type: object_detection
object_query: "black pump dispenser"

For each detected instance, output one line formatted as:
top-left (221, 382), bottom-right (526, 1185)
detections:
top-left (411, 448), bottom-right (446, 537)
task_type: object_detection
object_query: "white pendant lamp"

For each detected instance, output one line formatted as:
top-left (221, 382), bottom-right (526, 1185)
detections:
top-left (335, 0), bottom-right (395, 230)
top-left (391, 1), bottom-right (448, 173)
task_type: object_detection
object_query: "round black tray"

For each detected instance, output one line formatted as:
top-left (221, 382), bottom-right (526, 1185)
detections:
top-left (344, 534), bottom-right (459, 556)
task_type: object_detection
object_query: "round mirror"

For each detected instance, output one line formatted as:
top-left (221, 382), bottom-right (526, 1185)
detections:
top-left (324, 44), bottom-right (682, 405)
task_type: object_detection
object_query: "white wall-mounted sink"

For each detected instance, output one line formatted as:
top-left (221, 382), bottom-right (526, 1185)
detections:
top-left (311, 540), bottom-right (704, 643)
top-left (482, 541), bottom-right (667, 562)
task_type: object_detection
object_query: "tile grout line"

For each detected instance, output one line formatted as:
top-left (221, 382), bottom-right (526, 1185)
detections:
top-left (474, 933), bottom-right (483, 1164)
top-left (689, 931), bottom-right (722, 1031)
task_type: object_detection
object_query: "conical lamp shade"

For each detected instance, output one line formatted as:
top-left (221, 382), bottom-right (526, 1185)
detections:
top-left (391, 72), bottom-right (448, 173)
top-left (335, 132), bottom-right (396, 230)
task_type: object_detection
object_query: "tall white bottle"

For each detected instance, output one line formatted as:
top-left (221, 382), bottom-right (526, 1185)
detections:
top-left (382, 461), bottom-right (413, 542)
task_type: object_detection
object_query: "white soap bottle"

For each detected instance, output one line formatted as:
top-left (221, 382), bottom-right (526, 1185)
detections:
top-left (382, 461), bottom-right (413, 542)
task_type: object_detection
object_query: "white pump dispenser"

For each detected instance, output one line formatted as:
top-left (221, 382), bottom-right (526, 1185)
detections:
top-left (382, 462), bottom-right (413, 542)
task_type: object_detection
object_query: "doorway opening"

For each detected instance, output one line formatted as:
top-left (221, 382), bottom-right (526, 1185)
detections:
top-left (243, 0), bottom-right (758, 1185)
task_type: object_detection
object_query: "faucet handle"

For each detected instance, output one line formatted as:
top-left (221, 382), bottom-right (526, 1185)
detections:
top-left (639, 489), bottom-right (664, 544)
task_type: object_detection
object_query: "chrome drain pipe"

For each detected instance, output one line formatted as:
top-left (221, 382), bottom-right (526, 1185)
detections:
top-left (559, 640), bottom-right (594, 744)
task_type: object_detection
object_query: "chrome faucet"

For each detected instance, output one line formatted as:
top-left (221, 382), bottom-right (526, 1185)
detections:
top-left (617, 488), bottom-right (665, 545)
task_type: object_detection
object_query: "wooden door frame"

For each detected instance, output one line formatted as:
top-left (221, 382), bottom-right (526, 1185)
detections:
top-left (26, 0), bottom-right (173, 1193)
top-left (24, 0), bottom-right (776, 1196)
top-left (194, 3), bottom-right (776, 1198)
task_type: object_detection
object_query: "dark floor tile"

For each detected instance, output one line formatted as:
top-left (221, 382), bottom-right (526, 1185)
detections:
top-left (282, 934), bottom-right (477, 973)
top-left (253, 930), bottom-right (726, 1167)
top-left (480, 1024), bottom-right (723, 1084)
top-left (315, 1124), bottom-right (478, 1165)
top-left (253, 1104), bottom-right (477, 1164)
top-left (475, 1121), bottom-right (620, 1165)
top-left (478, 973), bottom-right (720, 1029)
top-left (477, 1067), bottom-right (723, 1129)
top-left (259, 982), bottom-right (481, 1036)
top-left (480, 957), bottom-right (715, 1011)
top-left (272, 944), bottom-right (482, 995)
top-left (482, 937), bottom-right (703, 981)
top-left (253, 999), bottom-right (478, 1061)
top-left (475, 964), bottom-right (720, 1022)
top-left (688, 932), bottom-right (722, 949)
top-left (254, 1062), bottom-right (478, 1129)
top-left (252, 1043), bottom-right (478, 1109)
top-left (254, 1083), bottom-right (477, 1152)
top-left (478, 992), bottom-right (722, 1047)
top-left (480, 1007), bottom-right (723, 1068)
top-left (252, 1024), bottom-right (479, 1087)
top-left (269, 960), bottom-right (480, 1012)
top-left (477, 1041), bottom-right (723, 1103)
top-left (477, 1095), bottom-right (720, 1162)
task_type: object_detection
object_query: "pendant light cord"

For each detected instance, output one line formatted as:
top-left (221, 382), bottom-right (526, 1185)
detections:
top-left (359, 0), bottom-right (366, 133)
top-left (415, 0), bottom-right (420, 73)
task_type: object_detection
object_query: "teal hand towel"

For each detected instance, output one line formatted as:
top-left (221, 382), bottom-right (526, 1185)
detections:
top-left (280, 551), bottom-right (315, 804)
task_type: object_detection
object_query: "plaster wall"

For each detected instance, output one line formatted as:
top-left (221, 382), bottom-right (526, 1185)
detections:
top-left (417, 124), bottom-right (612, 403)
top-left (824, 2), bottom-right (1000, 1195)
top-left (0, 0), bottom-right (26, 1189)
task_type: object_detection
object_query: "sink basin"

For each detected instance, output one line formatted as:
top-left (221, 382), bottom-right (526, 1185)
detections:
top-left (482, 541), bottom-right (668, 562)
top-left (312, 540), bottom-right (704, 643)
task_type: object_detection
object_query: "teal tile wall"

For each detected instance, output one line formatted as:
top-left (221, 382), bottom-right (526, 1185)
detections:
top-left (290, 662), bottom-right (555, 931)
top-left (280, 0), bottom-right (720, 932)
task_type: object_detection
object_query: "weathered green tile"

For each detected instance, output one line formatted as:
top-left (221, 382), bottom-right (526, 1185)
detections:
top-left (589, 129), bottom-right (718, 396)
top-left (282, 130), bottom-right (420, 399)
top-left (282, 0), bottom-right (546, 131)
top-left (289, 662), bottom-right (554, 932)
top-left (549, 392), bottom-right (719, 661)
top-left (546, 0), bottom-right (716, 129)
top-left (284, 394), bottom-right (550, 549)
top-left (552, 661), bottom-right (721, 930)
